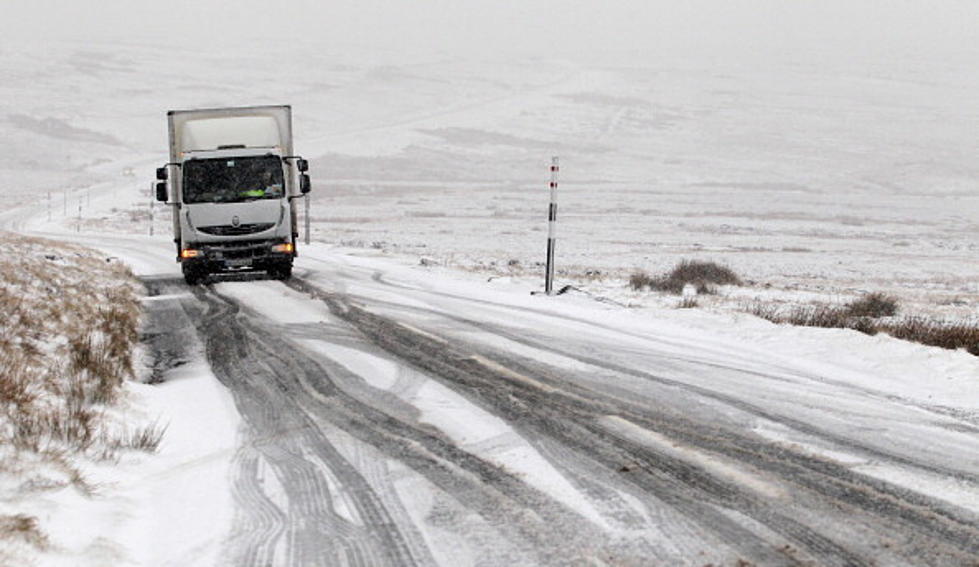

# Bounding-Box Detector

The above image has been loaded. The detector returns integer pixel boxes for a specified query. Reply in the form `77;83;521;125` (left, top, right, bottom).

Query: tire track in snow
354;265;979;430
142;279;423;567
164;279;637;565
207;289;623;566
225;448;287;567
428;313;979;564
289;280;852;566
341;288;979;484
289;277;979;566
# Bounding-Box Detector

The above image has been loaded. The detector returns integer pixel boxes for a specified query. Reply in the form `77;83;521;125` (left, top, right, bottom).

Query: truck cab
155;106;310;284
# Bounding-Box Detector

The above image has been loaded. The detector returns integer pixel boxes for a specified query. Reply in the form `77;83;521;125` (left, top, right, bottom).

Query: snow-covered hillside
3;39;977;316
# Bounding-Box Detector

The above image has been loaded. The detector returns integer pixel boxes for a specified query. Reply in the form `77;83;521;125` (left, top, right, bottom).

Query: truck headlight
271;242;294;254
180;248;201;259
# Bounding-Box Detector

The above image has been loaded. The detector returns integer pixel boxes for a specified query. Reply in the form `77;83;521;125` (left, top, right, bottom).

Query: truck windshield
183;155;285;204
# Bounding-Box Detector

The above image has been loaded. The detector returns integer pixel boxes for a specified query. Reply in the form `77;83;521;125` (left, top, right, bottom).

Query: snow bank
0;233;240;567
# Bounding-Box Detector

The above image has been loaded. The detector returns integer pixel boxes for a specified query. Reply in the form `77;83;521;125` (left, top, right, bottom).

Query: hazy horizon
3;0;977;68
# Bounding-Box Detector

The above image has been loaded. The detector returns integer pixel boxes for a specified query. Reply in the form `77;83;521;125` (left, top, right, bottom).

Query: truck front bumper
180;239;294;272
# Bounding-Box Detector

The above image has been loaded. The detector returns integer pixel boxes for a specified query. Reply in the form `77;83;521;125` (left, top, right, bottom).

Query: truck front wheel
268;262;293;281
182;264;207;285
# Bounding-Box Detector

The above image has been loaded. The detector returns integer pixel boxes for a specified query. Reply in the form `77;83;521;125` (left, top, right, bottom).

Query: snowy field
2;38;977;319
2;23;978;567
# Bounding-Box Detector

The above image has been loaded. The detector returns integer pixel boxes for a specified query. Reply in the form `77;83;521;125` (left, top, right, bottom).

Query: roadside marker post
545;156;559;295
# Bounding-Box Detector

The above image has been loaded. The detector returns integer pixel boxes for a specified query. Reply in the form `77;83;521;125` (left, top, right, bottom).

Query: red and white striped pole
545;156;559;295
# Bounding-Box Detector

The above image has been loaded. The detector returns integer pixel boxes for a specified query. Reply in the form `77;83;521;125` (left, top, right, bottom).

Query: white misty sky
2;0;977;64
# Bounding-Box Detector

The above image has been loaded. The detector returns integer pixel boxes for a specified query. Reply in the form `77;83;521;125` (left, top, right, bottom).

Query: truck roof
167;105;293;162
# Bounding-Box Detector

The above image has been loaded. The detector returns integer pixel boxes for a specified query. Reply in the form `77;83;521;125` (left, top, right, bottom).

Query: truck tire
269;262;293;281
182;264;206;285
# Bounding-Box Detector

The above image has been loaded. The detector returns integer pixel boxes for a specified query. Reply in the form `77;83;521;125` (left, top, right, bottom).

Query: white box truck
155;105;310;284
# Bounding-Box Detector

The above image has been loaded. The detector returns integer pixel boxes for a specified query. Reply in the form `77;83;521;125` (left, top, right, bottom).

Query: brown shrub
744;302;779;322
783;305;852;329
629;270;656;291
631;260;741;295
745;302;978;356
881;317;979;356
667;260;741;286
845;293;899;318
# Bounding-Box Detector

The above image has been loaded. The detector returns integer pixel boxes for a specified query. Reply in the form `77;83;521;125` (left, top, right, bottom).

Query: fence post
545;156;559;295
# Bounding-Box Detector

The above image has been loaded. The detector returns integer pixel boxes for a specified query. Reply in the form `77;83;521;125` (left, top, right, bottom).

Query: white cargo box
167;105;294;162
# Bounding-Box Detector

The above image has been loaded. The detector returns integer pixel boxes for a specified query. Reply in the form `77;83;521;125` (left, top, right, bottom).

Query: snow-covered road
63;225;974;566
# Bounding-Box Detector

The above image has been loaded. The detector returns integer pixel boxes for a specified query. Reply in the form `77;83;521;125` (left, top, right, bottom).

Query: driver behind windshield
183;156;284;203
243;169;283;198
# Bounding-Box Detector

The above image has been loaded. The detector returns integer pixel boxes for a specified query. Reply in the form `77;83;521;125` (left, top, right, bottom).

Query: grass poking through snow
844;292;899;318
678;297;699;309
0;514;48;549
745;293;978;356
0;231;161;553
631;260;741;295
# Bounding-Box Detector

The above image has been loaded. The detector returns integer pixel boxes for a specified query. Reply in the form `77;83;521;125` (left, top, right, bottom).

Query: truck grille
203;239;274;260
198;223;274;236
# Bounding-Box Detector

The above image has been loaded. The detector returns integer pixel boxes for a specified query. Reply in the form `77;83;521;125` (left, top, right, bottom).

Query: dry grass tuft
678;297;699;309
99;422;167;455
0;514;48;549
845;292;899;318
629;271;656;291
631;260;741;295
880;317;979;356
0;231;148;456
745;296;978;356
0;231;162;562
0;356;36;407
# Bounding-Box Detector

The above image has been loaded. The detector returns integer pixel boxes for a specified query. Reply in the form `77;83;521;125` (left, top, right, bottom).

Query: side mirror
297;159;309;173
299;174;311;194
156;182;168;202
156;166;168;181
